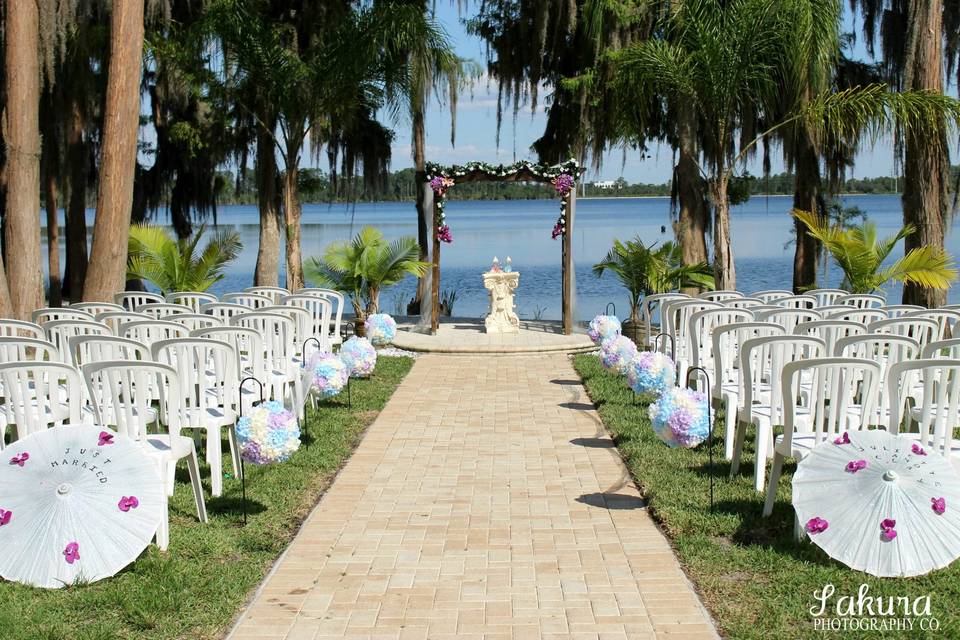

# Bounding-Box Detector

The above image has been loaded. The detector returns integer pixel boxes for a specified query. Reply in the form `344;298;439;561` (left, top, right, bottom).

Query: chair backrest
867;316;940;347
836;333;921;425
245;286;290;304
280;295;333;349
70;302;124;316
826;308;886;325
881;304;924;319
0;362;83;435
166;291;218;312
905;309;960;341
754;308;822;333
167;313;224;332
687;308;754;370
31;307;94;325
667;299;722;361
263;304;313;349
642;293;690;343
836;293;885;309
807;288;847;306
200;302;249;322
0;337;60;363
44;320;112;365
137;302;192;319
886;359;960;457
749;290;793;303
794;320;867;355
922;337;960;359
69;335;151;368
95;311;151;333
292;289;344;339
698;290;742;302
774;294;817;310
0;319;45;340
82;360;182;439
152;338;239;416
192;327;265;380
710;321;786;391
739;335;826;425
779;357;882;449
114;291;165;310
230;312;296;373
119;320;190;347
221;292;272;309
721;296;765;310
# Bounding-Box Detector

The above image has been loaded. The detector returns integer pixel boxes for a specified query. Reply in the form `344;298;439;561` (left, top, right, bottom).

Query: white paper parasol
0;425;164;588
793;429;960;577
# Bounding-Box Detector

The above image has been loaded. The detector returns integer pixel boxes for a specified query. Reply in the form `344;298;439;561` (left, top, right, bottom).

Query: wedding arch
420;159;584;335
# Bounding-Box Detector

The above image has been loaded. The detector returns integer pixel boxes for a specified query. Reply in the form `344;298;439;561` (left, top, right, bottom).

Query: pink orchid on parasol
0;425;164;588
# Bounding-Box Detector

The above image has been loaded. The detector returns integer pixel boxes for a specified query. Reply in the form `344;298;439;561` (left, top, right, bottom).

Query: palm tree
592;237;714;327
126;224;242;295
793;209;957;294
306;227;429;331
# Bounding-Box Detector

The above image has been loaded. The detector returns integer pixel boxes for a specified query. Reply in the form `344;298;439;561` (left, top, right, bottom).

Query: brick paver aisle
230;354;717;640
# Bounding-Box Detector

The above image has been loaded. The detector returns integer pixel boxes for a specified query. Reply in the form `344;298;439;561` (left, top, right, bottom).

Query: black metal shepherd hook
605;302;616;317
685;366;715;512
654;333;675;360
237;376;265;525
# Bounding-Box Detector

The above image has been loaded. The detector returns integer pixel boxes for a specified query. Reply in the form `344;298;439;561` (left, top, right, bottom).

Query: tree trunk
3;0;43;318
64;97;89;302
792;135;822;293
901;0;948;308
711;176;736;291
254;119;281;287
283;157;304;291
83;0;145;302
674;105;709;276
43;150;62;307
412;107;428;313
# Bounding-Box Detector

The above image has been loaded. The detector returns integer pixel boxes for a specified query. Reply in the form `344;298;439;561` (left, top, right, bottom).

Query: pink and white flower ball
236;401;300;464
304;350;349;399
340;336;377;378
626;351;676;396
588;314;621;345
600;335;638;375
364;313;397;346
648;387;711;448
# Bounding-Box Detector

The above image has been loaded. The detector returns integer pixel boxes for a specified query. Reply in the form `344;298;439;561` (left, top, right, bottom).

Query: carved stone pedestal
483;271;520;333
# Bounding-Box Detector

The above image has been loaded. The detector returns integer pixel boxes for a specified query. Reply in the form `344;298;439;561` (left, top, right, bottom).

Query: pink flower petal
0;509;10;526
845;459;867;473
63;542;79;564
805;517;829;534
834;432;850;445
912;443;927;456
98;431;114;446
932;497;946;515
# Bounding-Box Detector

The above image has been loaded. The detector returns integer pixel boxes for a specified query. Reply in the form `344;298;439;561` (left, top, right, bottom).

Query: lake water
50;194;960;321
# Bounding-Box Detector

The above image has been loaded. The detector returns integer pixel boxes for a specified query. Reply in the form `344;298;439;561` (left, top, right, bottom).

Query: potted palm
126;223;242;294
306;227;429;336
592;237;714;343
794;210;957;294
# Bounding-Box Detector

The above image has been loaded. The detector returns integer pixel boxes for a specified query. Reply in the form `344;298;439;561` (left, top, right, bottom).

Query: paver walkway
229;354;717;640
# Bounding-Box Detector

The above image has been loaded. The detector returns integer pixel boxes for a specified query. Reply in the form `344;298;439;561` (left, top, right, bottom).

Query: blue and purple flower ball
237;400;300;464
305;350;349;399
600;335;638;374
340;336;377;378
365;313;397;346
648;387;711;448
626;351;676;396
588;314;622;345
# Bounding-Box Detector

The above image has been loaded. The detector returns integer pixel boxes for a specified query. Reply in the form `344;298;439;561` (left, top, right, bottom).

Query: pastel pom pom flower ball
340;336;377;378
600;335;637;375
365;313;397;346
648;387;711;448
305;351;348;399
626;351;675;396
236;400;300;465
588;315;621;345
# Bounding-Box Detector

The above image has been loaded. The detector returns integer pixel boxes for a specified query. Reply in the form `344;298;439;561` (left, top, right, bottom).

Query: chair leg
209;430;223;498
186;445;208;523
166;462;176;496
723;398;736;460
793;512;805;541
754;426;770;493
730;418;747;477
155;460;170;550
227;425;240;475
762;452;785;516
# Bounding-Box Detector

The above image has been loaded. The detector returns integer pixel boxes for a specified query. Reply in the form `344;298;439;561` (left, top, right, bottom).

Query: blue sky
384;2;910;183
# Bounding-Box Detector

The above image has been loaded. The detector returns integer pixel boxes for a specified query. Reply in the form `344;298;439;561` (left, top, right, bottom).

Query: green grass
0;356;413;640
573;355;960;640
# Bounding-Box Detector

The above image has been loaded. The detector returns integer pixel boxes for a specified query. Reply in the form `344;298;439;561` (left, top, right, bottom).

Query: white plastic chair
641;293;689;348
293;289;344;347
867;316;939;347
230;312;300;410
762;357;882;520
32;307;94;325
114;291;165;310
905;309;960;341
887;359;960;472
698;290;743;302
881;304;924;319
44;320;112;365
82;360;208;549
137;302;192;319
711;321;786;460
192;327;266;412
0;362;83;444
0;319;45;340
836;333;920;428
120;320;190;348
280;295;333;351
152;338;241;497
69;335;151;367
836;293;885;308
922;337;960;359
750;290;793;303
687;307;754;380
667;299;722;368
221;293;272;309
826;308;886;325
263;304;313;354
813;304;850;317
722;297;765;310
774;295;817;310
95;311;151;333
730;335;826;491
0;337;60;364
168;313;224;332
70;302;124;316
245;286;290;304
807;288;846;306
793;319;866;355
166;292;218;312
754;308;822;333
200;302;249;323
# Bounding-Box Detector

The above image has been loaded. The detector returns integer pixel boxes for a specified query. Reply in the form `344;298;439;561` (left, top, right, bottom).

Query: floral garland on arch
425;159;585;243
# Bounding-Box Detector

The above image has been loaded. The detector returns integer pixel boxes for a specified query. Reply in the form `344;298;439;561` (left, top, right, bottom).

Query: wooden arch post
431;198;441;334
561;189;575;335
